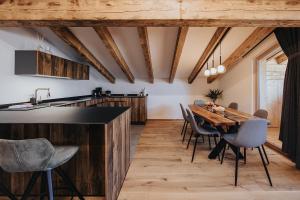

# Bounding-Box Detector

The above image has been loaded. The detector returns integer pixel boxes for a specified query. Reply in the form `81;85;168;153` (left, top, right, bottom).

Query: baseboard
265;141;289;159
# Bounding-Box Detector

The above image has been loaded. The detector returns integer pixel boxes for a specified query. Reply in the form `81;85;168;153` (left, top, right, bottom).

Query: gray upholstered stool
0;138;84;200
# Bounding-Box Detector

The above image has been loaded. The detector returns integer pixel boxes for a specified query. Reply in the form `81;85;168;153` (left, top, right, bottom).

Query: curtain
274;28;300;168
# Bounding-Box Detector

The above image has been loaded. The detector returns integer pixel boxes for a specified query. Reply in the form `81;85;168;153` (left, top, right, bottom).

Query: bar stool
0;138;84;200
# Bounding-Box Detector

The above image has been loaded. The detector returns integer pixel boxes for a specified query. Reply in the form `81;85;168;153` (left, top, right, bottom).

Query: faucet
32;88;51;104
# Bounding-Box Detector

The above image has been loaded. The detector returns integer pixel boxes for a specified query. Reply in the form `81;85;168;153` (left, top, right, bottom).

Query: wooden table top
188;104;254;127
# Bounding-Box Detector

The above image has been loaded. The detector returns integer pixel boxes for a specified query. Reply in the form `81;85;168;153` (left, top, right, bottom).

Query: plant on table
205;89;223;103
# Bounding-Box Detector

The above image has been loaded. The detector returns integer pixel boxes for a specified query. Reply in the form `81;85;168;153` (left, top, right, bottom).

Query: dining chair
0;138;84;200
194;99;205;106
186;109;220;162
228;102;238;110
180;103;190;143
253;109;270;164
221;119;272;186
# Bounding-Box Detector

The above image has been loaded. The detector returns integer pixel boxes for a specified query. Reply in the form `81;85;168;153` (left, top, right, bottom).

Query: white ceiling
37;27;260;82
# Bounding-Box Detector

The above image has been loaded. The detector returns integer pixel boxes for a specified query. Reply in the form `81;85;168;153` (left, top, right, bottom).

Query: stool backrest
180;103;188;121
234;119;268;148
254;109;268;119
228;102;238;110
0;138;55;172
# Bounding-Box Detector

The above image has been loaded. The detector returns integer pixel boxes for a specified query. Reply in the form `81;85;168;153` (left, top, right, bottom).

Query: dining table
188;104;255;159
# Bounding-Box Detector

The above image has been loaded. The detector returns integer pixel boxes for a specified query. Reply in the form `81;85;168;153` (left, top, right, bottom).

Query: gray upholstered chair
186;109;220;162
0;138;84;200
253;109;270;164
228;102;238;110
221;119;272;186
194;99;205;106
180;103;190;143
254;109;268;119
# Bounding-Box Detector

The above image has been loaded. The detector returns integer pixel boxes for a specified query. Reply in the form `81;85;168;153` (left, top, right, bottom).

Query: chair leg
235;147;240;186
55;168;85;200
180;121;186;135
40;172;47;200
208;136;212;150
258;146;273;186
186;130;193;149
182;122;188;143
0;182;17;200
21;172;41;200
213;135;220;161
262;145;270;165
191;136;199;163
221;144;227;164
202;135;205;143
46;170;54;200
244;148;247;164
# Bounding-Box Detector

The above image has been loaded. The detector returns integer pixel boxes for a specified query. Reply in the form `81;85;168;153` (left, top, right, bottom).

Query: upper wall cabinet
15;50;89;80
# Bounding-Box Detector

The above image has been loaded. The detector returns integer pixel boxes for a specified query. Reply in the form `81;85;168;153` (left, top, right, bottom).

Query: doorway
258;51;287;149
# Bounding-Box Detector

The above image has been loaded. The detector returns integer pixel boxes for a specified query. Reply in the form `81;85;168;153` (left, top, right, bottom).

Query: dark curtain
274;28;300;168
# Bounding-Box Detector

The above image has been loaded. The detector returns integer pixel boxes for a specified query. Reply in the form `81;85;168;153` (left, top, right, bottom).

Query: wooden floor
118;120;300;200
267;127;282;149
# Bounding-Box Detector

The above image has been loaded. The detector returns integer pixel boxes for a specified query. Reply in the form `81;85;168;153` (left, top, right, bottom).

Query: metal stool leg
46;170;54;200
55;168;84;200
40;172;47;200
21;172;41;200
0;182;17;200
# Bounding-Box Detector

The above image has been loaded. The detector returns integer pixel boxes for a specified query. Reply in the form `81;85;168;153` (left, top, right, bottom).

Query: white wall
0;28;104;104
219;34;279;114
94;78;219;119
0;27;219;120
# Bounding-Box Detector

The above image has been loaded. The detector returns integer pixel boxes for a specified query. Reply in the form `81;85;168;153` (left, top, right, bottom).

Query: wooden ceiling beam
94;27;135;83
137;27;154;83
169;27;189;83
188;27;230;83
0;0;300;27
207;27;275;83
50;27;115;83
275;53;288;64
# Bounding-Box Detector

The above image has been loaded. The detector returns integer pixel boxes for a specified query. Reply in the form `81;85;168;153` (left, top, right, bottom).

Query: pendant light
210;52;217;76
217;41;226;74
204;62;210;77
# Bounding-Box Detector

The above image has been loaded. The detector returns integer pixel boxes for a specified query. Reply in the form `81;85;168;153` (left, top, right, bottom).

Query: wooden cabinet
15;50;89;80
0;109;131;200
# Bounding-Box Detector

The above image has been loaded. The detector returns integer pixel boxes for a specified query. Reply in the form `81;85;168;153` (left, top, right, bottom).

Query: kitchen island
0;107;131;200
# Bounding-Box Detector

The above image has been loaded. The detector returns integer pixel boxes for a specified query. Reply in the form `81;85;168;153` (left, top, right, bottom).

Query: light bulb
204;69;211;77
210;67;217;75
217;65;226;74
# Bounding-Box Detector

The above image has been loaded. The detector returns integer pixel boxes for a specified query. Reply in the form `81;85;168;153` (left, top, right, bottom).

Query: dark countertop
0;94;147;109
0;107;130;124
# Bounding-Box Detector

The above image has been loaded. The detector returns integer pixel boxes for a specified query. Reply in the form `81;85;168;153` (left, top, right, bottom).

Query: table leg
208;125;243;159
